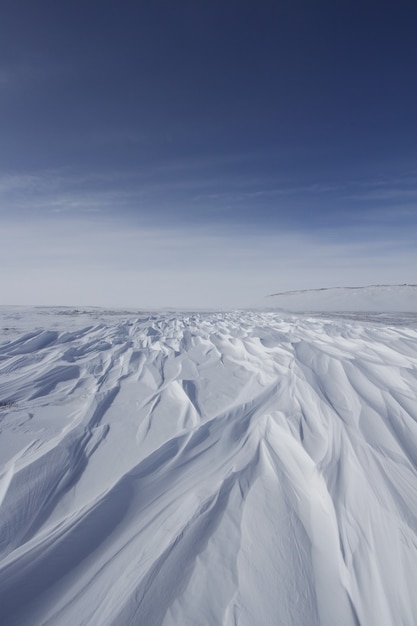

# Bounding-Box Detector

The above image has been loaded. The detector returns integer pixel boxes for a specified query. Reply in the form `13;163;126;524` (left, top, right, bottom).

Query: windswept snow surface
1;306;417;626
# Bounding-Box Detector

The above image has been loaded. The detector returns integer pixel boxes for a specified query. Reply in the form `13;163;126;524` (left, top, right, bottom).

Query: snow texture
0;302;417;625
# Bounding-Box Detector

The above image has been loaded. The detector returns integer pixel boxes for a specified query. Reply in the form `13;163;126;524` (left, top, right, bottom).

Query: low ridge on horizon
268;283;417;297
264;283;417;313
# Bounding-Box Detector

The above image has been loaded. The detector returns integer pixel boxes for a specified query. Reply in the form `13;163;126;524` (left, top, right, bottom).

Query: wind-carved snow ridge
0;308;417;625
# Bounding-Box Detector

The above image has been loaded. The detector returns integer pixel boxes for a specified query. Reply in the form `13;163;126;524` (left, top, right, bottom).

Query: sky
1;0;416;308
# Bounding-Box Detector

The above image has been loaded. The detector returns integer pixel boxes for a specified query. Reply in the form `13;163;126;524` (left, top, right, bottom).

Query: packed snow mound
265;284;417;312
0;307;417;625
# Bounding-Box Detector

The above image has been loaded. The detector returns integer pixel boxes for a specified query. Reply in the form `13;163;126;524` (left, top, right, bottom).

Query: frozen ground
0;304;417;625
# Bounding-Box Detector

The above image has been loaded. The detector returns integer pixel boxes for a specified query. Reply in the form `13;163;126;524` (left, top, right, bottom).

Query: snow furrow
0;308;416;625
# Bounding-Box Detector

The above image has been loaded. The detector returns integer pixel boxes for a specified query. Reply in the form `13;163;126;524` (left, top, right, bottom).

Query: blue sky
1;0;416;307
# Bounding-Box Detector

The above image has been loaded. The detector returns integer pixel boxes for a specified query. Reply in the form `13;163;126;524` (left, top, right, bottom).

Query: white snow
0;303;417;625
264;284;417;312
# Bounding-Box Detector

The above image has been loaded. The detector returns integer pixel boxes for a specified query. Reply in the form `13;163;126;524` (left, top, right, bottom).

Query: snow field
0;308;416;625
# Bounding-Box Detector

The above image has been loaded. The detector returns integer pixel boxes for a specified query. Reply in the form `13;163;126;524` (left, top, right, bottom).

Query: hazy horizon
1;2;416;308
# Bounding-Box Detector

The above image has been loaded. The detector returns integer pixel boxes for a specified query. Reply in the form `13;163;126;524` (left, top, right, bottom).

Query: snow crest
265;284;417;312
0;309;417;625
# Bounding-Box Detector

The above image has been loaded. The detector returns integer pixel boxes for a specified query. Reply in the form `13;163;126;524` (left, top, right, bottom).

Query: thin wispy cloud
0;2;416;307
1;209;415;308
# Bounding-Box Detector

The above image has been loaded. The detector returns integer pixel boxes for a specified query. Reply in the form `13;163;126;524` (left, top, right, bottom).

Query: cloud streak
1;212;415;309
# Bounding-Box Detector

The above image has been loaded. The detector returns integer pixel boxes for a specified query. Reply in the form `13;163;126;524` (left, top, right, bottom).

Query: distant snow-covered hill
264;284;417;312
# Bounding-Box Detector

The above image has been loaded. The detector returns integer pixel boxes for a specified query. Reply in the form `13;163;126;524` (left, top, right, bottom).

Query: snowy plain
0;288;417;626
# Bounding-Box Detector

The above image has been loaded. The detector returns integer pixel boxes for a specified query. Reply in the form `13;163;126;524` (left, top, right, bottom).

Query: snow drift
265;284;417;312
0;306;417;625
